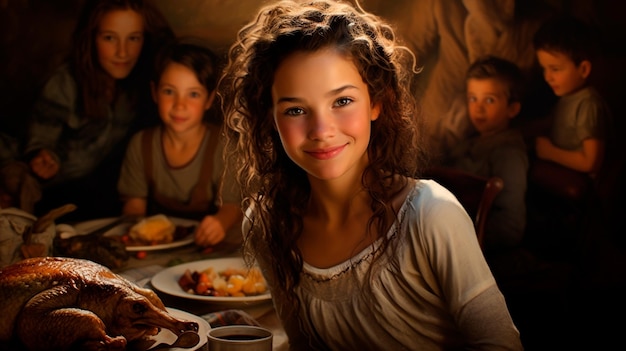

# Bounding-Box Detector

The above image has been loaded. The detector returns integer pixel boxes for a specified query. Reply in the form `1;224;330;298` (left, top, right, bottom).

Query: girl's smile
96;9;144;80
271;49;380;182
305;144;347;160
152;62;213;134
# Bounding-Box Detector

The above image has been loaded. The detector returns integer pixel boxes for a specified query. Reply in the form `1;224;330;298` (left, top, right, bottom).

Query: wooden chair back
421;166;504;250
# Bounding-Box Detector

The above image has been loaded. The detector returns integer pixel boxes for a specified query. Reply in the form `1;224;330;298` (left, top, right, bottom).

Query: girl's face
271;49;380;182
536;49;590;97
152;62;214;133
96;9;144;79
466;78;519;136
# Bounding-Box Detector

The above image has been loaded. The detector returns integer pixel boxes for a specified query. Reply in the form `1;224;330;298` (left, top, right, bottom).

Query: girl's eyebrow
98;30;144;35
327;84;358;97
276;84;358;104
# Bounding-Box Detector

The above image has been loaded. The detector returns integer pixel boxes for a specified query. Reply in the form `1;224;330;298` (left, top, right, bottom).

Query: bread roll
129;214;175;244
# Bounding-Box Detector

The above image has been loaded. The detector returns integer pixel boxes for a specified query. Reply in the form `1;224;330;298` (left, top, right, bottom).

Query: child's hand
195;215;227;247
29;149;59;180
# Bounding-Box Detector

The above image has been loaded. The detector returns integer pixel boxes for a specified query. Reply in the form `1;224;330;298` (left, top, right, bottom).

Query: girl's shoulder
401;179;474;238
406;179;461;211
397;180;481;263
127;125;163;150
44;64;75;85
39;64;78;100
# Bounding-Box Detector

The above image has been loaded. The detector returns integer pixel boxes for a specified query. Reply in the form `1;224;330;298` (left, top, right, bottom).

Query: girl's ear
150;81;158;103
579;60;592;79
204;89;216;110
371;102;381;121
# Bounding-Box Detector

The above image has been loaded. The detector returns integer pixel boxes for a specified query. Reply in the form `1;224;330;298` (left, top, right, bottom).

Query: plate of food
151;257;271;306
139;307;210;351
64;214;197;252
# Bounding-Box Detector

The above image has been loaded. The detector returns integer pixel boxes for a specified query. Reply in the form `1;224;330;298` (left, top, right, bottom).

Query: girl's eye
161;88;174;95
101;34;115;42
334;97;353;107
467;96;477;103
485;97;495;104
190;91;203;98
129;34;144;42
285;107;305;116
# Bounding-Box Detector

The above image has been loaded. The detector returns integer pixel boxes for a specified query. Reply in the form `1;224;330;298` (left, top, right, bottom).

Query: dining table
108;234;289;351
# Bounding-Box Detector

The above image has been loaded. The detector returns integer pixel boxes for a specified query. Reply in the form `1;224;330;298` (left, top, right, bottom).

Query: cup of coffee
207;325;273;351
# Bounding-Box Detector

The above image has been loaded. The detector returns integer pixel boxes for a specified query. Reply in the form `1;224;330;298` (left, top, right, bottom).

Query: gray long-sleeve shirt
24;64;137;186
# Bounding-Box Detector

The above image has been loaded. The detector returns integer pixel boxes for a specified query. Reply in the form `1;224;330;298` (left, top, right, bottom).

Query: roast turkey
0;257;198;351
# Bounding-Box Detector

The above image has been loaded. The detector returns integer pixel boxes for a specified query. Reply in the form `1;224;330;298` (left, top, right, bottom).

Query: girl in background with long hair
24;0;174;220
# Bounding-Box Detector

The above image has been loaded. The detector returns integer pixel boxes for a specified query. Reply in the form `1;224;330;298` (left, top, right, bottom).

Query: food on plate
0;257;199;351
121;223;196;248
54;231;130;269
178;266;267;297
129;214;176;245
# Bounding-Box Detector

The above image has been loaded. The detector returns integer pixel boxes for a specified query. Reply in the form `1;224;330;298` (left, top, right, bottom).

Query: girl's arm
457;285;524;350
24;66;76;171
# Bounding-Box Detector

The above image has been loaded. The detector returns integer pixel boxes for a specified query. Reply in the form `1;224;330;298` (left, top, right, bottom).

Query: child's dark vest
141;125;219;221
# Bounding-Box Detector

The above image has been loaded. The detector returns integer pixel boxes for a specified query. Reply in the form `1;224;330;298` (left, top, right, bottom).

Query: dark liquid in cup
220;334;263;341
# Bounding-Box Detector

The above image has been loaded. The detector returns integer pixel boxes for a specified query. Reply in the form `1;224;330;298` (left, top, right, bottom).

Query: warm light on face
466;78;519;136
152;62;213;133
271;49;380;183
536;49;589;97
96;9;145;80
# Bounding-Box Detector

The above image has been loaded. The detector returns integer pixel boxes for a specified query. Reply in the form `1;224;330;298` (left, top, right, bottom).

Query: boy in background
526;16;612;257
533;16;611;177
445;55;528;258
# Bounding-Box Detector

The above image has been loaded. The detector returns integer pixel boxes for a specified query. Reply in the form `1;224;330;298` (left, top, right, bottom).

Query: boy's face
466;78;520;137
536;49;590;96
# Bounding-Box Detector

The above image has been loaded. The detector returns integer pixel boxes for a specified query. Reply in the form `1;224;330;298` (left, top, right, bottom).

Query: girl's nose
307;111;335;140
117;40;129;59
174;96;185;109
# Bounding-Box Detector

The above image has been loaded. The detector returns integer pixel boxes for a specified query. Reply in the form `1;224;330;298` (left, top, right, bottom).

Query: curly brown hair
219;0;426;315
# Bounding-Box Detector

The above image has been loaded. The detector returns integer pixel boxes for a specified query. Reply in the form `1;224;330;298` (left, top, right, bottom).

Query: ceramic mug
207;325;272;351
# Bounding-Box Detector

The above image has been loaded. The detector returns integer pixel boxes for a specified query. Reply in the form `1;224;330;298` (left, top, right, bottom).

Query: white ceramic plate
69;217;197;252
151;257;271;306
142;308;209;351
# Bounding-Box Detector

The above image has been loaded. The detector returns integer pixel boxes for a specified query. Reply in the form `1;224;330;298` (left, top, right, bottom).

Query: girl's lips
306;144;346;160
169;116;187;123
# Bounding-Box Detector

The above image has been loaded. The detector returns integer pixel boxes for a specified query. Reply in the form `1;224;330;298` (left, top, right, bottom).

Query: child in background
533;16;611;176
445;55;528;255
23;0;174;221
219;1;523;349
118;40;242;248
526;15;612;258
